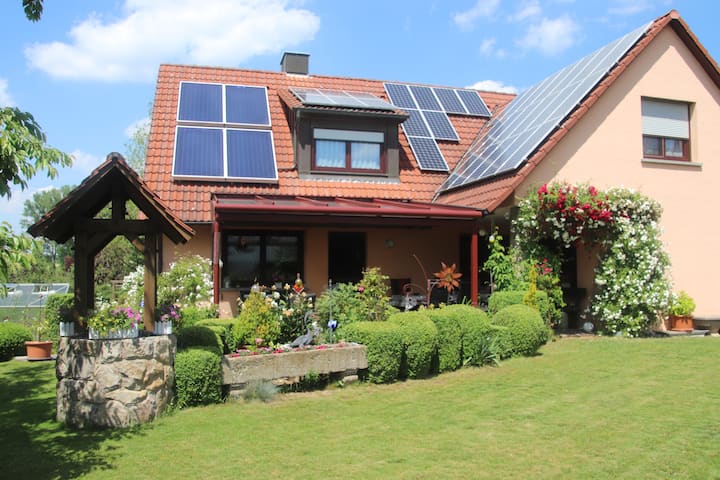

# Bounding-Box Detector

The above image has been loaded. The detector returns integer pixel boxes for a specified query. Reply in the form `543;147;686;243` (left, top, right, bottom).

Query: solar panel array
384;83;492;172
440;22;650;192
291;87;397;111
174;82;277;182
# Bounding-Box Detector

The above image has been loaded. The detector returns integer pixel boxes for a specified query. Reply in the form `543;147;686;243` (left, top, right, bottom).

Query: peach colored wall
518;28;720;318
163;224;468;318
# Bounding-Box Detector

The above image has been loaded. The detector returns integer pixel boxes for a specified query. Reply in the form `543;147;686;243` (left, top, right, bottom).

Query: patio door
328;232;366;284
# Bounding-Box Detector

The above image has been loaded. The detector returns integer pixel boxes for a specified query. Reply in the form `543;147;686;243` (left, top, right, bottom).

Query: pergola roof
28;152;194;244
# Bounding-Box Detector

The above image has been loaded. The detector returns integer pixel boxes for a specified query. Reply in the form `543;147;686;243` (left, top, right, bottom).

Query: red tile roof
145;65;513;223
436;9;720;211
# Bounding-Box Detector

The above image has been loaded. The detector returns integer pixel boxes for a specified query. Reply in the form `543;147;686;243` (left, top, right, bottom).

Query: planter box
88;324;139;340
222;344;367;387
154;320;173;335
59;322;75;337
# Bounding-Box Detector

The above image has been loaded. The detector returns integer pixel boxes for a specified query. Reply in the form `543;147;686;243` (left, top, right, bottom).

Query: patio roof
213;195;486;227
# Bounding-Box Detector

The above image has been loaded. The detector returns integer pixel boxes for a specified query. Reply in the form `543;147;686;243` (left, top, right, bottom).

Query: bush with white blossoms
514;183;672;336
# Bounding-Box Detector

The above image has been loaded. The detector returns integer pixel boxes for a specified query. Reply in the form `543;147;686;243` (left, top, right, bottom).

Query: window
313;128;384;172
222;232;303;289
641;98;690;161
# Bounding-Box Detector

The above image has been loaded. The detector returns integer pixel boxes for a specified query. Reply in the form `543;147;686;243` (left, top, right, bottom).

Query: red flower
538;184;548;195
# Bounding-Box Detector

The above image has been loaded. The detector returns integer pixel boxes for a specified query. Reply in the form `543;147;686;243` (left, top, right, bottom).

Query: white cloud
478;37;506;58
124;117;150;138
68;150;103;176
0;78;14;107
453;0;500;30
467;80;518;94
24;0;320;83
608;0;654;16
509;0;541;22
517;15;580;55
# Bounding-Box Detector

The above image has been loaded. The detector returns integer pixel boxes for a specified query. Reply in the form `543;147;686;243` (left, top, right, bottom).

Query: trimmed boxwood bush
196;318;236;353
491;304;549;357
174;347;223;408
342;321;403;383
423;308;463;373
175;325;223;356
439;304;495;366
488;290;550;321
0;322;32;361
388;311;438;379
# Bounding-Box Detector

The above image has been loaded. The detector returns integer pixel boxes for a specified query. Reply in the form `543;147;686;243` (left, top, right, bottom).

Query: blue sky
1;0;717;233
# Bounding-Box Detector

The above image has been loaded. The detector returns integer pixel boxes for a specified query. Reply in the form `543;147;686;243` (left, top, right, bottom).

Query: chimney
281;52;309;75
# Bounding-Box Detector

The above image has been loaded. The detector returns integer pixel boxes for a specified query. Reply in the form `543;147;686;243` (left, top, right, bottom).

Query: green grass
2;337;719;479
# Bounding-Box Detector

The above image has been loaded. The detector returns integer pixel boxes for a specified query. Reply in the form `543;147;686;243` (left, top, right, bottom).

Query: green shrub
230;317;255;351
423;308;463;373
488;290;550;323
491;304;549;357
175;325;223;356
43;293;74;343
439;304;494;366
342;321;403;384
196;318;236;353
180;304;219;328
237;291;281;346
174;347;223;408
315;282;365;330
388;311;438;379
0;322;33;361
242;380;278;402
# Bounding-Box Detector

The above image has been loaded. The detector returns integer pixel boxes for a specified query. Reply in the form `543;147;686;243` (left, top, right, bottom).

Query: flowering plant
156;303;181;323
87;303;141;334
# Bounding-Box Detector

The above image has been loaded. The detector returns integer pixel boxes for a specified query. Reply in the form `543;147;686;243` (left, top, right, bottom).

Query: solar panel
178;82;223;122
173;127;224;177
402;109;431;137
290;87;396;111
407;136;449;171
440;21;650;191
384;83;416;109
422;110;459;141
435;88;467;115
226;129;278;180
409;85;442;111
456;90;491;117
226;85;271;126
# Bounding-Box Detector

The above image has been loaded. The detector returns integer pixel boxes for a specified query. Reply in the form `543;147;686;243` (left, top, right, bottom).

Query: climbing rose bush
514;183;672;336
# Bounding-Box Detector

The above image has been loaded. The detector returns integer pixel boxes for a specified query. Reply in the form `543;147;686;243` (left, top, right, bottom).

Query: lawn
2;336;718;479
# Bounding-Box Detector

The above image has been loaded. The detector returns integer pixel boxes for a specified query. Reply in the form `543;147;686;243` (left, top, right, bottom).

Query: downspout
212;204;221;305
471;230;478;306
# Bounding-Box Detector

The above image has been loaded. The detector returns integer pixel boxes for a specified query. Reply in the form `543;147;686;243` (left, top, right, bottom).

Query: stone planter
59;322;75;337
222;344;367;388
154;320;173;335
88;324;139;340
25;340;53;361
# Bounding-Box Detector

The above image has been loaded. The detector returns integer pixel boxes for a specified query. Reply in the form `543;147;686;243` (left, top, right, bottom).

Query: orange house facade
145;10;720;323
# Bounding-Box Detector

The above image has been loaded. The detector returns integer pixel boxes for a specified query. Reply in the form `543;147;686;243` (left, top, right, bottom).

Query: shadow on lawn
0;360;148;479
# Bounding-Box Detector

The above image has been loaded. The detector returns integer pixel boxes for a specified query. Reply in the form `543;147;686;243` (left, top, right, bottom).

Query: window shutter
641;99;689;139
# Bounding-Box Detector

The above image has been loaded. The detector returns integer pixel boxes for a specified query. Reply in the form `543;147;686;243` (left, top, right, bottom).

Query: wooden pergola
28;152;194;331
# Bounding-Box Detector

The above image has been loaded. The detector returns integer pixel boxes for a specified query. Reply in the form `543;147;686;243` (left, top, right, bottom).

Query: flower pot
59;322;75;337
670;314;694;332
154;320;173;335
88;324;139;340
25;341;53;361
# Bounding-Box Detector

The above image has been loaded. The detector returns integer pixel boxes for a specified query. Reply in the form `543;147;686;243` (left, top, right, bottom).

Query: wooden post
143;233;158;332
73;231;89;320
212;217;221;304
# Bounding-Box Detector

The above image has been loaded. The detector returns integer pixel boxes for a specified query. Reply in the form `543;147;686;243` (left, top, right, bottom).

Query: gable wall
517;27;720;318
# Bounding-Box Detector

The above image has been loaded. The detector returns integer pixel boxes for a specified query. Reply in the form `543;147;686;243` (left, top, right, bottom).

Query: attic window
641;98;691;162
313;128;385;172
173;81;278;182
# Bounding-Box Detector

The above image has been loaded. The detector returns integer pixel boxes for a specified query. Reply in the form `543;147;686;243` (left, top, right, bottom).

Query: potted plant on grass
668;290;696;332
25;322;53;361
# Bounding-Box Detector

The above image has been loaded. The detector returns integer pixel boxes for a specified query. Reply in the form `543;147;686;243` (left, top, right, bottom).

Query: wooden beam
75;218;158;234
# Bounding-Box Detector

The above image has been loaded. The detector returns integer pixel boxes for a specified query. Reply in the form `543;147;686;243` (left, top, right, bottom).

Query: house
145;9;720;324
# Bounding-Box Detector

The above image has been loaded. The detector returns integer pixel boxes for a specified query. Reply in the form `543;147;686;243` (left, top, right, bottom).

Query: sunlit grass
2;336;719;479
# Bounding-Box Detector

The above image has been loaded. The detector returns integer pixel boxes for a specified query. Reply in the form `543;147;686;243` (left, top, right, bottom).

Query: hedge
423;308;463;372
491;304;549;357
488;290;550;323
342;321;403;383
196;318;236;353
0;322;32;361
44;293;74;343
174;347;223;408
175;325;223;356
388;311;438;379
438;304;496;365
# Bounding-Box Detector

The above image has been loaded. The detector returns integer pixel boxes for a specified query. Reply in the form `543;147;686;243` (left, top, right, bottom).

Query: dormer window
313;129;384;172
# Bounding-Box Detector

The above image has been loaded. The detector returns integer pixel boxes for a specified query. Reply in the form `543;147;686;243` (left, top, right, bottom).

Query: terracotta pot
670;315;694;332
25;341;53;361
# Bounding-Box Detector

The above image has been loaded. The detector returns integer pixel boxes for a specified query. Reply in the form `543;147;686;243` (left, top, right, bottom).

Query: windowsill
299;172;400;183
641;158;702;168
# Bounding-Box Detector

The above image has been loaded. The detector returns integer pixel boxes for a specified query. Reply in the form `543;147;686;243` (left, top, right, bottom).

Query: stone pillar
56;335;176;428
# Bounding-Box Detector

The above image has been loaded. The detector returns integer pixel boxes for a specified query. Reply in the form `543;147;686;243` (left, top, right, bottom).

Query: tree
22;0;44;21
20;185;75;271
124;109;151;176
